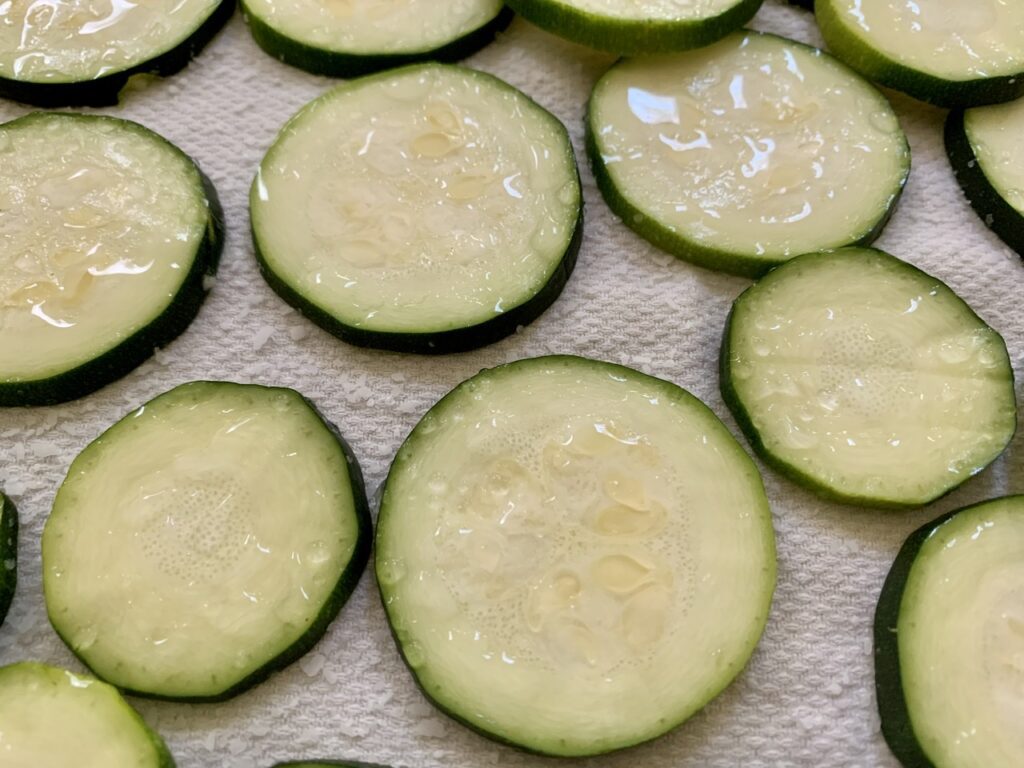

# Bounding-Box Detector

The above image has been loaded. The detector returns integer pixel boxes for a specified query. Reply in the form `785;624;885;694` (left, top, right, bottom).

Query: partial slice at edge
252;63;582;354
0;113;224;407
946;102;1024;258
875;496;1024;768
721;247;1016;507
505;0;763;54
378;355;776;755
816;0;1024;107
43;381;371;701
0;491;17;627
587;31;909;277
0;661;174;766
0;1;235;107
241;0;513;78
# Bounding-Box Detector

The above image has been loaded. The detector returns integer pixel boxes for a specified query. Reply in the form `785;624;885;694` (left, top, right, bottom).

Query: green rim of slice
721;247;1016;508
505;0;763;54
43;381;371;702
0;661;175;766
817;0;1024;107
0;112;223;408
587;30;909;277
946;104;1024;258
875;496;1024;767
0;491;17;627
377;355;776;756
251;63;582;354
241;0;513;78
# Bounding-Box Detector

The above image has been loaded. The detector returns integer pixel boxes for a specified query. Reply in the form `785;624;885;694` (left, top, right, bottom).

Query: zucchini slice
504;0;762;54
42;381;371;702
241;0;513;78
946;101;1024;258
377;356;776;756
251;63;582;354
721;247;1016;508
0;492;17;627
0;661;174;766
0;113;223;408
875;496;1024;768
587;31;909;277
817;0;1024;107
0;1;234;107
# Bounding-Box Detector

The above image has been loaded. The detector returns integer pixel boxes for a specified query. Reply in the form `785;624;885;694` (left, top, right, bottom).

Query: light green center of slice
965;98;1024;214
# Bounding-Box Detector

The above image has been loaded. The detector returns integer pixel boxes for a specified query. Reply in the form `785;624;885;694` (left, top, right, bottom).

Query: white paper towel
1;3;1021;767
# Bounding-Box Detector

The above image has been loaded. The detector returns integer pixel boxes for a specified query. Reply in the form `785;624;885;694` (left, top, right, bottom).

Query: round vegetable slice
587;31;909;277
817;0;1024;107
721;247;1016;508
0;113;223;408
946;100;1024;258
875;496;1024;768
377;355;776;756
504;0;762;54
241;0;513;78
0;661;174;766
0;491;17;627
42;381;371;702
0;0;234;107
251;63;582;354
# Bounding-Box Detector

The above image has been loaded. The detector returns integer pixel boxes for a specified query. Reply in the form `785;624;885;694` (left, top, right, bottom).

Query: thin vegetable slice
817;0;1024;107
252;63;581;354
0;1;234;107
43;381;371;701
504;0;762;54
946;99;1024;258
587;31;908;277
0;661;175;766
722;247;1016;507
0;113;223;407
242;0;513;77
0;491;16;627
377;355;776;756
875;496;1024;768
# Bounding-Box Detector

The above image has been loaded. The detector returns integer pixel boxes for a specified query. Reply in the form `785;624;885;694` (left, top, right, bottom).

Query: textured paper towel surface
1;3;1021;767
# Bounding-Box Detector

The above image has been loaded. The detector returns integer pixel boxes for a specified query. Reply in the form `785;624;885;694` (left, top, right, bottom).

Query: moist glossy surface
964;99;1024;213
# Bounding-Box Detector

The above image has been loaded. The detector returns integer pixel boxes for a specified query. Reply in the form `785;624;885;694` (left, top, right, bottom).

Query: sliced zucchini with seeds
241;0;513;77
252;63;582;354
0;491;17;627
0;113;223;407
0;661;174;766
721;247;1016;508
43;381;371;701
505;0;762;54
587;31;909;277
875;496;1024;768
0;1;234;107
377;355;776;756
817;0;1024;107
946;100;1024;257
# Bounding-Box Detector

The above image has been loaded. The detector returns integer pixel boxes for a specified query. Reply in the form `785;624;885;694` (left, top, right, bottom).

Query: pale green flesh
0;0;220;83
823;0;1024;81
252;64;579;335
590;32;907;263
900;498;1024;767
965;99;1024;214
543;0;741;20
43;383;360;698
0;114;208;383
0;662;165;766
244;0;504;54
728;249;1015;504
379;357;775;754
